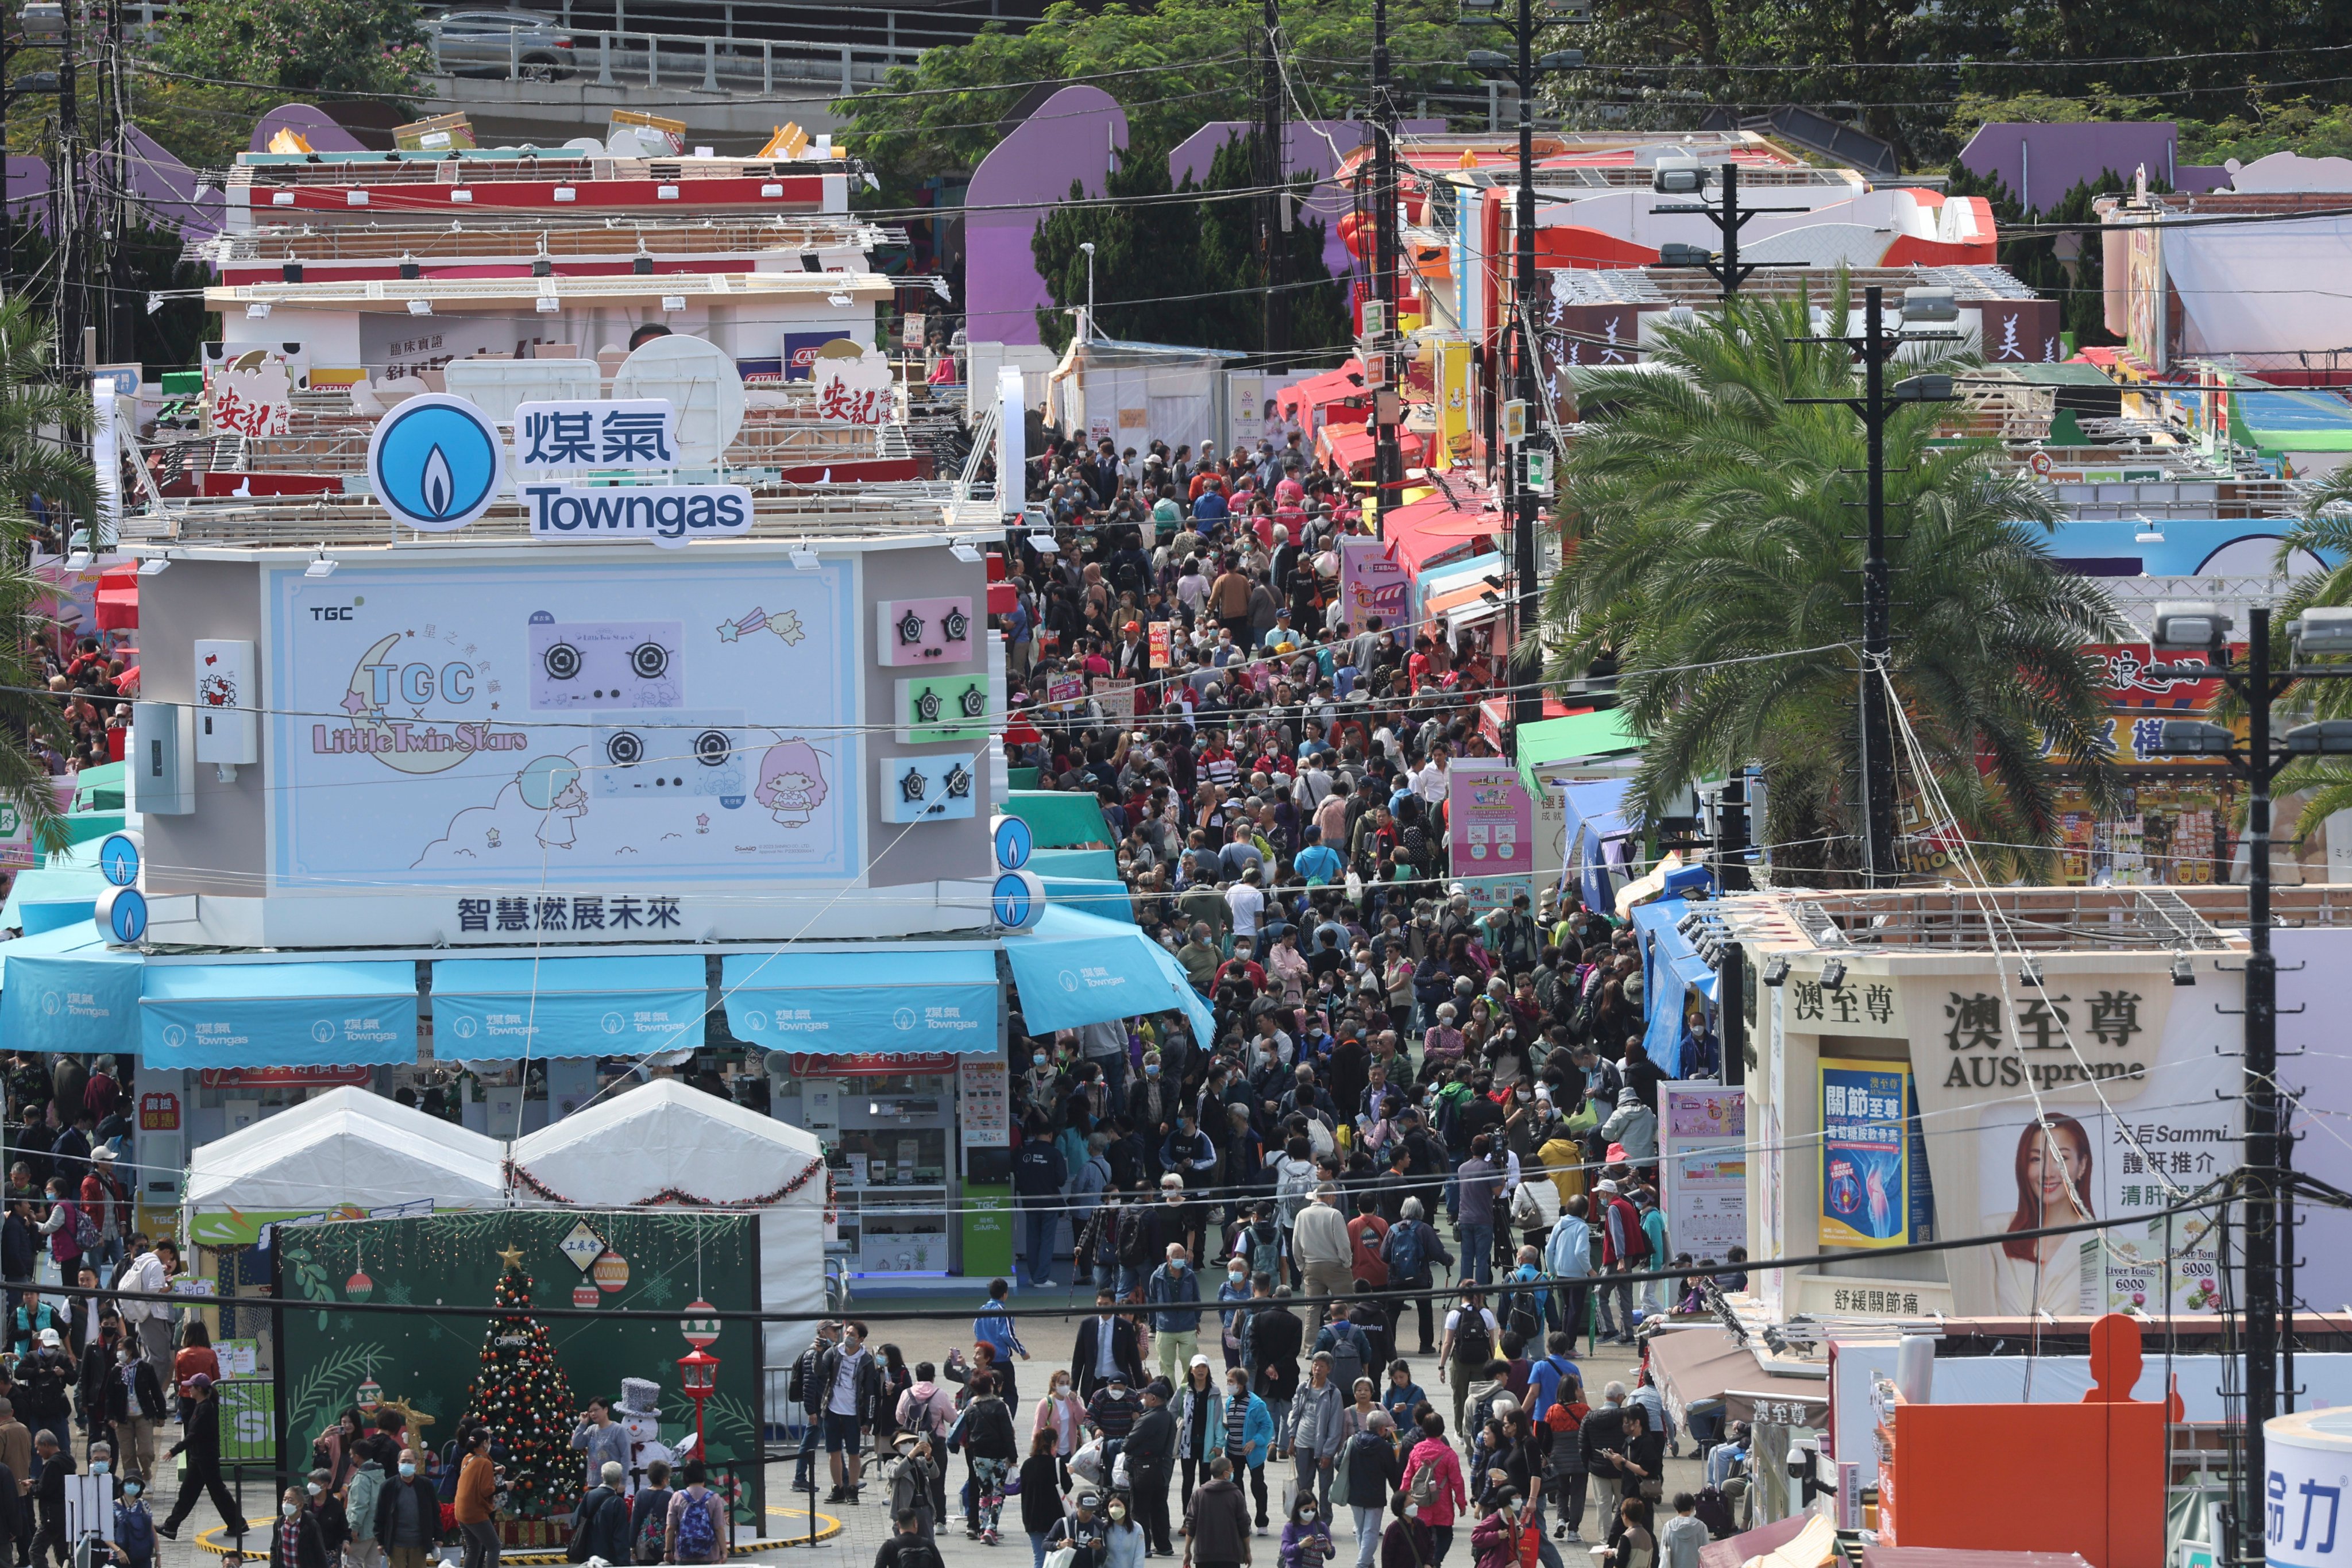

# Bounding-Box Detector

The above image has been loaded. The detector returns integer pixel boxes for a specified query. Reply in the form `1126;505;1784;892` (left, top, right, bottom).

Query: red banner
786;1052;959;1078
137;1091;180;1131
2085;642;2243;711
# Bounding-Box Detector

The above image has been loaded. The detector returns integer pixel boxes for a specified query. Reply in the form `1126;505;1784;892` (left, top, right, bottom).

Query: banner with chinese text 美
1148;623;1173;669
1820;1060;1913;1249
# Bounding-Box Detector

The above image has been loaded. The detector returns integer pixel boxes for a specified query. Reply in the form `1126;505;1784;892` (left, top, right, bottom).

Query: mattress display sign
265;560;860;897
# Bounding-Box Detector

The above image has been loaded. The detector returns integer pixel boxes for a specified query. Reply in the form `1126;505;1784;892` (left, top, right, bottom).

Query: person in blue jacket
1219;1364;1277;1533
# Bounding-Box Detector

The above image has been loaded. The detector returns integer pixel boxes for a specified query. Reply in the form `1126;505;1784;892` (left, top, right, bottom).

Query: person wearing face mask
1015;1113;1073;1290
304;1466;350;1565
1217;1368;1275;1534
345;1437;388;1568
1146;1245;1205;1388
1034;1371;1084;1486
1101;1489;1148;1568
271;1485;330;1568
103;1333;163;1487
108;1463;154;1568
1279;1352;1345;1520
1279;1495;1335;1568
1217;1258;1256;1371
160;1375;246;1547
376;1450;442;1568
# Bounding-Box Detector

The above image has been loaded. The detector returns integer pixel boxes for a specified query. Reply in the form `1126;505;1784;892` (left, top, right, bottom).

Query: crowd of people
845;425;1764;1568
28;635;133;778
789;1287;1755;1568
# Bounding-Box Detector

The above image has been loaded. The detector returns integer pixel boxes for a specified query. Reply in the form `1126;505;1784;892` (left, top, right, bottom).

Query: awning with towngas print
720;947;999;1060
1001;905;1215;1045
427;955;706;1061
141;960;420;1069
0;923;142;1057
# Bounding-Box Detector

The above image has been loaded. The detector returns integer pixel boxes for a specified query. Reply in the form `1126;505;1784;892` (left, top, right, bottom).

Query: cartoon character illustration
753;740;828;829
517;755;588;849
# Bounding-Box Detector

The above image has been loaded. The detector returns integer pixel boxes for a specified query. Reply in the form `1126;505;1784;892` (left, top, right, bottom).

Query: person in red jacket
1398;1411;1466;1565
1593;1183;1646;1346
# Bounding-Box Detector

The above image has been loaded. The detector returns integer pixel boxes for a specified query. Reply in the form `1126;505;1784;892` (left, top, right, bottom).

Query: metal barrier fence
427;27;926;92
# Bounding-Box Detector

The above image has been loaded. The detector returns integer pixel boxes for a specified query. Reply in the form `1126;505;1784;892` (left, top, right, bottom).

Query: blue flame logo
367;395;503;532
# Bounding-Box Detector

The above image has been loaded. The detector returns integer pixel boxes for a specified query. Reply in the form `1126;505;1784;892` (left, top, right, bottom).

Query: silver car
423;9;578;79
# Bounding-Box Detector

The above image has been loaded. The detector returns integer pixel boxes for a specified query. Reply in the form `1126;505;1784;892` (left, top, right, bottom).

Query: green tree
460;1257;579;1516
1541;281;2123;880
836;0;1468;201
1941;162;2135;348
1032;129;1349;356
0;296;92;857
155;0;430;102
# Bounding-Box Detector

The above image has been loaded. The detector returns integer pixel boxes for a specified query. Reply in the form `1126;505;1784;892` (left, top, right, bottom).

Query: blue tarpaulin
1558;779;1635;914
1631;898;1721;1077
1003;906;1215;1045
429;956;705;1060
141;961;419;1069
0;924;141;1057
1040;878;1137;923
721;948;999;1058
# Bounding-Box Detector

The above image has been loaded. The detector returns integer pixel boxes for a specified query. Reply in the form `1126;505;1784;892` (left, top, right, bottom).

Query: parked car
422;9;577;79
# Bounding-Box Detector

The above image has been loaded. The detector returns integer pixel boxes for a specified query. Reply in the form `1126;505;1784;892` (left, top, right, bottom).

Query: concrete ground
143;1300;1706;1568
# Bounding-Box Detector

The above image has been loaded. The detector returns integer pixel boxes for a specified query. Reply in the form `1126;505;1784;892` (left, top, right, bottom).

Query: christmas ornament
346;1268;374;1303
356;1376;383;1412
459;1260;577;1520
571;1284;598;1309
592;1252;629;1293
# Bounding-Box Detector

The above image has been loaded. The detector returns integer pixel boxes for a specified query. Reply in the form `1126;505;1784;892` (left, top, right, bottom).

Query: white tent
505;1078;828;1416
182;1086;509;1240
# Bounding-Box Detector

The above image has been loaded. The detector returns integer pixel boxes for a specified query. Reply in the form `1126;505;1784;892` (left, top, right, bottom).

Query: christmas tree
461;1247;580;1517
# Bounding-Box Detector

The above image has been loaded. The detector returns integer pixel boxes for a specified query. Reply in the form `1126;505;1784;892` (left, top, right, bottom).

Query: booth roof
181;1084;508;1218
507;1075;824;1208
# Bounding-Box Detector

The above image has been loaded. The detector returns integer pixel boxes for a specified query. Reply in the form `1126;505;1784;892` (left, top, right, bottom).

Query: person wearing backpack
876;1507;944;1568
1523;1335;1582;1433
627;1459;675;1566
1397;1411;1465;1566
665;1461;727;1564
1436;1289;1500;1442
1592;1184;1646;1346
569;1462;631;1565
1379;1199;1451;1358
1312;1307;1367;1403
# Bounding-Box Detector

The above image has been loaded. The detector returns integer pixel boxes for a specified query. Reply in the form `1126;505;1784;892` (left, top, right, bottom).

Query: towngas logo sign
366;395;504;532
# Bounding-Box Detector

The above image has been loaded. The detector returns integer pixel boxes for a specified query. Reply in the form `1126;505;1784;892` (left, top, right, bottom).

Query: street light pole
1369;0;1401;539
1650;159;1809;299
1079;241;1095;342
1508;0;1539;758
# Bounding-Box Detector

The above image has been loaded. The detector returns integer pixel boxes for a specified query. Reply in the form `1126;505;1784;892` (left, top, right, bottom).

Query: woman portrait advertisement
1986;1112;2095;1315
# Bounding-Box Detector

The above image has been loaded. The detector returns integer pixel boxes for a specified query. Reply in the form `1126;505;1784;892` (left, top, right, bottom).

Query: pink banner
1337;536;1408;633
1447;760;1534;890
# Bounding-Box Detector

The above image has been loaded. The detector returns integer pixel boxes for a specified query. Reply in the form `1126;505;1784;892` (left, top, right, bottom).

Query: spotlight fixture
1761;956;1790;987
1819;959;1848;991
949;541;984;564
2171;953;2196;987
789;546;820;571
2018;956;2044;987
305;553;339;579
137;556;170;576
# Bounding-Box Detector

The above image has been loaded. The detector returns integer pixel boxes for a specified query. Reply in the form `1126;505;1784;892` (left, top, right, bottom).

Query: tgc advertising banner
264;560;860;890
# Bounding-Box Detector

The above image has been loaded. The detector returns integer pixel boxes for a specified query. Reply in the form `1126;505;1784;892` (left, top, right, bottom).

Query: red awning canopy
1279;359;1370;418
1384;491;1500;574
1319;424;1426;478
94;569;138;631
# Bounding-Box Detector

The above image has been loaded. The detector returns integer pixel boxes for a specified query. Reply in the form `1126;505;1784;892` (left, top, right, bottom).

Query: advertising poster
1867;963;2241;1317
265;560;860;891
1148;622;1173;669
1662;1082;1746;1264
1435;341;1473;462
1821;1059;1911;1249
1448;760;1534;880
960;1057;1010;1148
1337;537;1408;631
1097;678;1137;724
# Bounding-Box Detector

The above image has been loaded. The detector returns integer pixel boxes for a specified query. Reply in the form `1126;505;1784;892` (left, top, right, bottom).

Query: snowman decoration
616;1379;679;1493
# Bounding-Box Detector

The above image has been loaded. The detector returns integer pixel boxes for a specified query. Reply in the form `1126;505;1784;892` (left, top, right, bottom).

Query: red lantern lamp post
678;1300;721;1455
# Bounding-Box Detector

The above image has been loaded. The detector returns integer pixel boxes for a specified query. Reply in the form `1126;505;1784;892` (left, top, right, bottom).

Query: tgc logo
308;605;358;621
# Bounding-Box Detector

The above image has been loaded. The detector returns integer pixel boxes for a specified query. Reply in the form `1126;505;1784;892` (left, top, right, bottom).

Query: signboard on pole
1337;537;1408;632
1660;1082;1746;1265
1447;760;1533;912
1821;1059;1913;1248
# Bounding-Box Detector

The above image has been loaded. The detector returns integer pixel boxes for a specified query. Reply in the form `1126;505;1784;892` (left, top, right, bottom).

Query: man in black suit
1071;1289;1146;1400
1125;1379;1179;1558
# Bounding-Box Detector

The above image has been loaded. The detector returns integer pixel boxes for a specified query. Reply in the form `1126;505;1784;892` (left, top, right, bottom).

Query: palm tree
0;296;98;858
2244;471;2352;841
1540;277;2123;881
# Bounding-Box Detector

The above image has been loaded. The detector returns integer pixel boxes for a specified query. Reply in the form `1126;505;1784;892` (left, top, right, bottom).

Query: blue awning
430;956;704;1060
0;925;142;1057
1026;847;1121;881
1002;906;1215;1045
2;860;106;934
142;961;419;1069
1040;878;1137;924
721;948;998;1057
